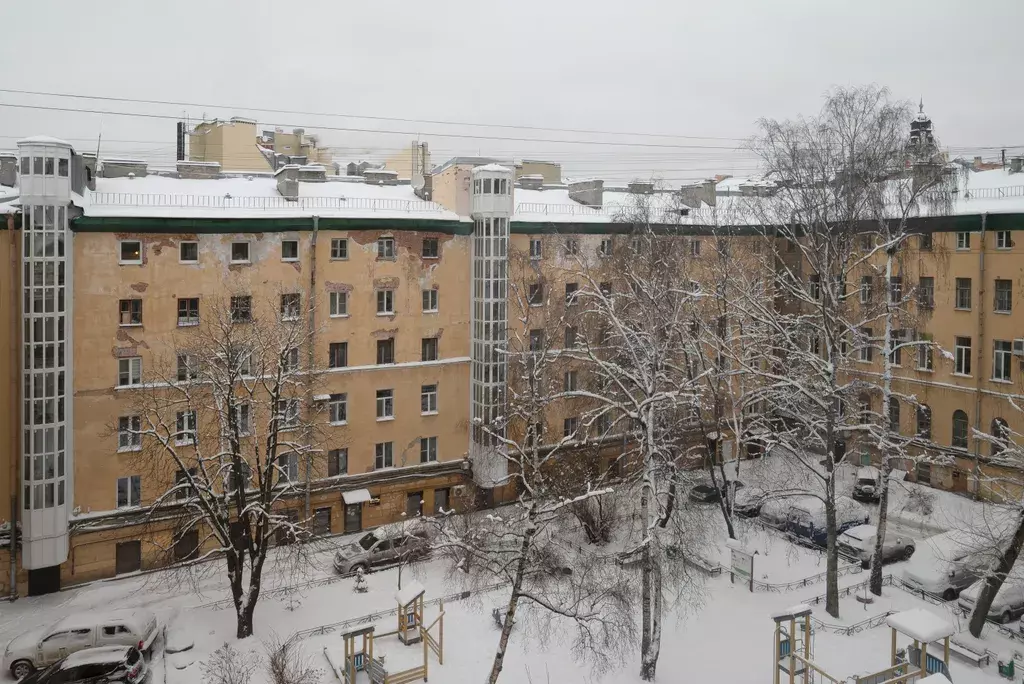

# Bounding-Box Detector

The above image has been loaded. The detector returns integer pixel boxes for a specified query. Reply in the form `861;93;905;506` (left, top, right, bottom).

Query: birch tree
121;293;327;638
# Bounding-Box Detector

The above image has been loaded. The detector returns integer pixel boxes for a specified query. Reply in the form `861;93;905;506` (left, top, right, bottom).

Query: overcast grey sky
2;0;1022;183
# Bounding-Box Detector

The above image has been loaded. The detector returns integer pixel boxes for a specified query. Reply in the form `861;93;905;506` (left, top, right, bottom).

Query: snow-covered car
785;496;869;548
902;530;984;601
688;480;744;504
958;578;1024;623
732;486;768;517
333;529;429;575
852;466;882;503
837;524;915;568
19;645;147;684
3;609;158;680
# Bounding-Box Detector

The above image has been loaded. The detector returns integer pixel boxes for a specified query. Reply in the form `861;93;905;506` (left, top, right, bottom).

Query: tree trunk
487;520;535;684
639;486;653;680
824;481;840;619
869;464;892;596
871;248;896;597
706;458;736;540
970;511;1024;637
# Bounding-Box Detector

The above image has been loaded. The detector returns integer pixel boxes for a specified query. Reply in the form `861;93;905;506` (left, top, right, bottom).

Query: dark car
688;480;744;504
21;646;147;684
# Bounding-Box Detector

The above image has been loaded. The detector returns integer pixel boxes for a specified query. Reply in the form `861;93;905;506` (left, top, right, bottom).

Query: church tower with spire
908;99;938;162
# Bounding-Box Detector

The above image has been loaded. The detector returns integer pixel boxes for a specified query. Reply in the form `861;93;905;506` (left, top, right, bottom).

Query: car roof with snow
51;608;154;632
857;466;880;479
840;524;876;541
59;646;134;669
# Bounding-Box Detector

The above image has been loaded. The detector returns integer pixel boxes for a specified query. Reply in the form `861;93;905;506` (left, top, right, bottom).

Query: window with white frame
529;238;542;259
528;283;544;306
330;238;348;259
376;389;394;419
858;328;873;362
956;232;971;250
690;239;701;257
420;436;437;463
564;370;578;392
808;274;821;301
375;442;393;469
859;276;873;304
994;340;1013;382
116;475;141;508
235;402;251;435
280;293;301;321
277;452;298;483
599;238;612;257
277;398;300;428
283;347;300;372
118;415;141;451
329;291;348;317
376;289;394;315
176;353;198;382
422;289;438;313
179;241;198;263
117;357;142;387
329;393;347;424
119;240;142;265
281;239;299;261
889;276;902;304
997;230;1013;250
564;238;579;256
563;416;580;438
175;410;197;445
377;237;396;259
955;336;972;375
230;295;252;323
915;332;934;370
421;384;437;414
230;241;250;263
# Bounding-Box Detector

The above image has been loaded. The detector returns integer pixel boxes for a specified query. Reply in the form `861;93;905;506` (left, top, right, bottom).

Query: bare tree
202;643;257;684
264;633;322;684
121;293;328;638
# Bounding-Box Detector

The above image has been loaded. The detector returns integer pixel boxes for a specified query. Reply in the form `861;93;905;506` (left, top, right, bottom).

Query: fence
88;193;447;214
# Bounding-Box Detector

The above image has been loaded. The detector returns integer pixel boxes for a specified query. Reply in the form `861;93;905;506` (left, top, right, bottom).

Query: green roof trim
71;215;472;235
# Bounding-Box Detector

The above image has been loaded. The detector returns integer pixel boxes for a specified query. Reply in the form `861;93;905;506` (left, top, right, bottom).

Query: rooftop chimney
627;181;655;195
297;165;327;182
568;179;604;207
101;159;148;179
518;174;544;191
364;169;399;186
275;164;299;200
176;160;221;179
0;153;17;187
1011;157;1024;174
679;179;717;208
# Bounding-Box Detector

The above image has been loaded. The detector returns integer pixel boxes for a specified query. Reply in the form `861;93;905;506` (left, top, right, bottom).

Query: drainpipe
9;213;18;599
972;213;987;498
304;216;319;521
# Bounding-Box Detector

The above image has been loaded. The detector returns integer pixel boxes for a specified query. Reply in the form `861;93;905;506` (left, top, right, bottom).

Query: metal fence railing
88;193;446;214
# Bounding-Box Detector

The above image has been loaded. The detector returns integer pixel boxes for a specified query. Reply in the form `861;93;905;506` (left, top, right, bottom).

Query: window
563;417;580;438
526;422;544;447
375;442;394;469
955;336;972;375
230;241;250;263
328;342;348;368
690;239;701;257
283;347;300;372
174;469;196;501
858;395;872;425
422;289;438;313
179;241;198;263
230;296;252;323
564;326;577;348
917;277;934;309
20;157;29;174
992;418;1010;456
994;340;1013;382
955;278;972;310
528;283;544;306
859;276;873;304
529;238;542;259
277;399;300;428
277;453;299;483
235;403;251;435
118;416;141;451
860;233;873;250
421;337;438;362
228;462;252;492
176;353;198;382
421;384;438;414
916;405;932;438
422;238;439;258
915;332;934;370
280;293;301;321
888;398;900;434
997;230;1013;250
858;328;873;362
329;291;348;317
44;157;54;175
889;276;902;304
177;297;199;327
994;279;1013;313
529;329;544;352
956;232;971;250
116;475;141;508
808;274;821;301
175;410;197;445
564;238;579;256
889;329;903;366
599;238;613;257
952;410;969;448
328;448;348;477
117;357;142;387
565;282;579;305
323;239;347;263
119;240;142;265
329;393;347;424
32;157;42;175
377;339;395;365
376;289;394;315
281;239;298;261
376;389;394;419
916;461;932;486
118;298;142;326
420;437;437;463
919;232;933;251
564;370;578;391
377;237;396;259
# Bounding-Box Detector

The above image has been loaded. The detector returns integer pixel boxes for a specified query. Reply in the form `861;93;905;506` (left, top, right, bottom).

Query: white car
3;609;159;680
837;524;915;568
958;578;1024;623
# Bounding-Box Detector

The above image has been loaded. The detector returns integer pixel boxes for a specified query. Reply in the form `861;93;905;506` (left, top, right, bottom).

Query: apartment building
187;117;335;173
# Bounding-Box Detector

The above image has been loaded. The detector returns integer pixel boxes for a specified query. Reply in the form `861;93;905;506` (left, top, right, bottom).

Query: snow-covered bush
202;644;257;684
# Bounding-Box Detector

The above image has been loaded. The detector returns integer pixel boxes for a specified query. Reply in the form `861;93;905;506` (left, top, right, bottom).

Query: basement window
119;240;142;265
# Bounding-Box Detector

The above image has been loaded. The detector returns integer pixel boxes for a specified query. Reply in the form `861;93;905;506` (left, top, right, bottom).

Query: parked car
687;480;744;504
785;496;869;548
3;610;159;680
958;578;1024;623
852;466;882;503
19;646;147;684
837;524;915;568
732;486;768;517
334;528;429;575
902;530;984;601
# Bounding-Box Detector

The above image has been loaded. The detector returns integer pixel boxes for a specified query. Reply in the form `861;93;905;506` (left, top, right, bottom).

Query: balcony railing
88;193;447;214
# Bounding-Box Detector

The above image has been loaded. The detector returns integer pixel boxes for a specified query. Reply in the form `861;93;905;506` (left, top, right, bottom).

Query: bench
949;640;991;667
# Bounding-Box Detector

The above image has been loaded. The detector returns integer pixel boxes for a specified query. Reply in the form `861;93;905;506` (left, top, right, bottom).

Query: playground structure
325;581;444;684
772;605;954;684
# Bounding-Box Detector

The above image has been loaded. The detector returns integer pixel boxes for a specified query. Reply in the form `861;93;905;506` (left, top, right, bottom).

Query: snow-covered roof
886;609;953;642
341;622;376;637
474;163;512;174
83;174;464;222
342;488;372;505
53;608;154;632
917;675;952;684
395;580;426;606
18;135;73;147
61;646;133;668
770;603;813;620
857;466;880;479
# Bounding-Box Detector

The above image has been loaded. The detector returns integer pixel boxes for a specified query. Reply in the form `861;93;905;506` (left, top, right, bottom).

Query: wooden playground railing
384;666;426;684
424;610;445;665
854;663;909;684
787;653;844;684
